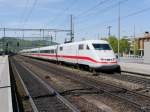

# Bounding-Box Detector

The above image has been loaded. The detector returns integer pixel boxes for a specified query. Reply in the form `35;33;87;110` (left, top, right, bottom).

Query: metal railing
119;56;144;64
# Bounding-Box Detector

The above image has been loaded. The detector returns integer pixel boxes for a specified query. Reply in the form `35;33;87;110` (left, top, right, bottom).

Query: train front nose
98;50;117;64
92;43;120;72
97;50;120;72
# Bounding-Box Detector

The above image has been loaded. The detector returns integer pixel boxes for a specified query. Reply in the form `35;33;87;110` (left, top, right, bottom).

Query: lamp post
118;2;121;60
107;26;112;43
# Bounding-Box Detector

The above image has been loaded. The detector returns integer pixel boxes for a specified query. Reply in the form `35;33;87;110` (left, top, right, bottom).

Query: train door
76;44;79;64
68;45;76;64
77;44;84;64
56;45;59;62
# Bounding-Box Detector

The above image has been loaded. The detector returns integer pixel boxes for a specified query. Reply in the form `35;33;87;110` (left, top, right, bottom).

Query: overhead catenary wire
102;6;150;26
76;0;129;23
46;0;124;28
22;0;38;27
19;0;29;27
122;6;150;19
77;5;150;32
76;0;111;17
45;0;78;26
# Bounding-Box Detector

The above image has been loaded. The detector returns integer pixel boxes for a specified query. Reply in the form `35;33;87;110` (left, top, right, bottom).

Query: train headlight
112;58;116;61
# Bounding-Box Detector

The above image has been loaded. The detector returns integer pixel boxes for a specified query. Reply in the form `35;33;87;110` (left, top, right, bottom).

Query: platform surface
0;55;13;112
119;62;150;75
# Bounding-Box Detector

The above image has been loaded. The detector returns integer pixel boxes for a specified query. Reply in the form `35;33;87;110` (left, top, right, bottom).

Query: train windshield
92;44;111;50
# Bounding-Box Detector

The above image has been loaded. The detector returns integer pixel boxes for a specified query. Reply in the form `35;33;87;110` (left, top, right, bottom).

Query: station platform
119;62;150;76
0;55;13;112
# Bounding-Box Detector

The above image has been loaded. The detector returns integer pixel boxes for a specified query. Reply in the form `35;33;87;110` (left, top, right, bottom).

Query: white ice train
20;40;120;72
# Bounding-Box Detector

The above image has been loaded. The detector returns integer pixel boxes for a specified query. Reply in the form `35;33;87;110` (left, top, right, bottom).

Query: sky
0;0;150;43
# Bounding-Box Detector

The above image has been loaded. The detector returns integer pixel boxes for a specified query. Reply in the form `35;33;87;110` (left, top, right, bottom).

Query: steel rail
113;72;150;87
24;56;150;97
18;60;80;112
61;73;150;111
22;57;150;111
121;70;150;77
11;61;39;112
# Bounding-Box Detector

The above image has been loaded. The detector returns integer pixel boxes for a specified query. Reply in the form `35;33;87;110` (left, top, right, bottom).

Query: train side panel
77;43;97;67
57;44;78;64
20;40;120;72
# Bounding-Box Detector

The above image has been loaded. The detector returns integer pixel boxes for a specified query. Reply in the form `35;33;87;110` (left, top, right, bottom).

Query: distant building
137;32;150;56
144;41;150;63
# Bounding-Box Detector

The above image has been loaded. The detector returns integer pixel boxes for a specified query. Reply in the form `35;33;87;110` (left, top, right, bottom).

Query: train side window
40;50;49;53
32;51;37;53
45;50;50;53
51;50;55;54
54;49;56;53
40;50;44;53
50;49;55;54
79;44;84;50
86;45;90;50
60;47;63;51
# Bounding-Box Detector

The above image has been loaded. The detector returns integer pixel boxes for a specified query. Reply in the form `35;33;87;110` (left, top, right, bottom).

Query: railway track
16;55;150;112
121;70;150;77
97;72;150;89
121;71;150;86
10;58;80;112
11;57;111;112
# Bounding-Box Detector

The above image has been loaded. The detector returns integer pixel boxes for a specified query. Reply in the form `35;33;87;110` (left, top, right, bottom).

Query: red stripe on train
31;53;117;64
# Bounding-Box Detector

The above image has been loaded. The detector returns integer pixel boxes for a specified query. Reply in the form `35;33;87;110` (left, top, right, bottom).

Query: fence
119;56;144;64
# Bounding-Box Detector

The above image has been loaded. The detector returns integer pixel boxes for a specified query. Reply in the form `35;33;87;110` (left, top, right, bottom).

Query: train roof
20;40;108;52
20;45;57;52
77;39;107;43
61;39;108;46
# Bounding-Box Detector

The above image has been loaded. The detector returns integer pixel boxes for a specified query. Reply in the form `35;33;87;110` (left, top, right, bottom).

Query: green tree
130;39;139;55
107;36;130;55
108;36;118;53
119;38;130;54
